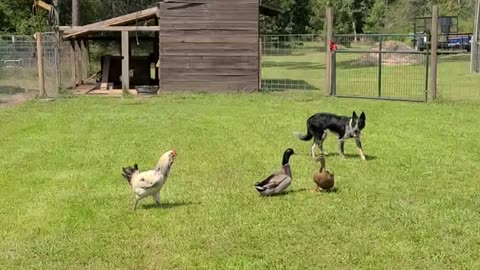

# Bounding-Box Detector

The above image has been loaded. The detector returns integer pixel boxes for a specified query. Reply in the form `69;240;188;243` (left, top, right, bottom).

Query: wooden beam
63;7;158;38
121;31;130;92
325;7;333;96
63;26;159;34
36;32;46;98
471;0;480;73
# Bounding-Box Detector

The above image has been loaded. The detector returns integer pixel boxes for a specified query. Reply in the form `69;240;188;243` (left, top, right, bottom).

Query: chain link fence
0;32;74;106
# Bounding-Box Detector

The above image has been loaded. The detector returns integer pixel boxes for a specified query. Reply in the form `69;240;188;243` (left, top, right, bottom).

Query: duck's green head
282;148;295;165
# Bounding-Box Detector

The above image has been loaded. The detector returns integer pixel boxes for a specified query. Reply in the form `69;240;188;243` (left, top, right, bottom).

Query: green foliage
364;0;385;33
0;0;477;37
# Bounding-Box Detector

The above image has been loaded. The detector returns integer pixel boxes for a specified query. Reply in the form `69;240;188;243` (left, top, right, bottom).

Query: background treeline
0;0;477;35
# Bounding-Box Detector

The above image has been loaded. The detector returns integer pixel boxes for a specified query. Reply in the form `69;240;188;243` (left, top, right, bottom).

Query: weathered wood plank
161;81;258;91
63;7;158;38
121;31;130;91
160;22;258;29
161;68;259;76
158;0;259;92
160;61;257;69
160;42;257;50
159;55;258;64
160;36;258;43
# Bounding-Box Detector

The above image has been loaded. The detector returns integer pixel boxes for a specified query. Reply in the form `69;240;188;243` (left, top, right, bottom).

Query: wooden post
430;4;438;99
69;40;76;89
74;40;82;86
36;32;46;98
471;0;480;73
258;37;262;90
121;31;130;93
156;3;161;89
81;40;89;82
54;29;61;95
325;7;333;96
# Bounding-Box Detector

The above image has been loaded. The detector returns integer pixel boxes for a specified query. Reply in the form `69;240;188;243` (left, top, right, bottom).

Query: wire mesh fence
0;32;73;105
0;35;39;102
332;34;429;101
437;51;480;101
260;34;326;92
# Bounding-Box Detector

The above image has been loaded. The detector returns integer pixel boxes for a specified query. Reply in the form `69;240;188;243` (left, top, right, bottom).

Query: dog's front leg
338;139;346;159
355;137;366;161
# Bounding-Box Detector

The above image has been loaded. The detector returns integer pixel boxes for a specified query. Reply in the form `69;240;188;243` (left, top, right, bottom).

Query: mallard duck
313;154;335;192
121;149;177;211
254;148;295;196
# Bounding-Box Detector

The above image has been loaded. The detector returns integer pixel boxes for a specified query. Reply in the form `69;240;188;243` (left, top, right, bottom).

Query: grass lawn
1;92;480;269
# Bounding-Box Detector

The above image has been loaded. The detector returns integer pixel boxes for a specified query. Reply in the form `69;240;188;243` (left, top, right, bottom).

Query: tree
364;0;385;33
72;0;79;25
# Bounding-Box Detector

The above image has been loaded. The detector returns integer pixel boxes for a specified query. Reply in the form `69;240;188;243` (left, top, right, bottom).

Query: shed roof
62;1;282;39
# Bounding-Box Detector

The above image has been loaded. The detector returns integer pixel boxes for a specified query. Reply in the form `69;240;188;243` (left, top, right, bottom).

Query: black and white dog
294;111;367;160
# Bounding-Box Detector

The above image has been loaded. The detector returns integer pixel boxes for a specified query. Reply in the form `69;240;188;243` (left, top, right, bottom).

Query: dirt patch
0;90;37;108
353;41;424;66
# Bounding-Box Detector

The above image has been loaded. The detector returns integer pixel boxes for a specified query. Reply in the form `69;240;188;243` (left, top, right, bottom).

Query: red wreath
329;40;338;51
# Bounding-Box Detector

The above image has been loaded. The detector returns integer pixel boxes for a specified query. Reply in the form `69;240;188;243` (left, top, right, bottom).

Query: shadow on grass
142;201;199;210
312;186;340;193
301;152;377;161
263;188;309;197
262;61;326;70
0;86;27;95
330;153;377;161
260;79;320;92
437;53;471;63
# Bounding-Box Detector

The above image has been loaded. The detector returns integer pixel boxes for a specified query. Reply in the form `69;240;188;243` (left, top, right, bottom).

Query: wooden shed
62;0;281;93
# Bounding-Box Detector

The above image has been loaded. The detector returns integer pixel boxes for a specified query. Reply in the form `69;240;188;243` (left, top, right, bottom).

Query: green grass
1;92;480;269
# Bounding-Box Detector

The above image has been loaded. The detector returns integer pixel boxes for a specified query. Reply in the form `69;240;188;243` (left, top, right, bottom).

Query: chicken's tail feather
121;163;139;184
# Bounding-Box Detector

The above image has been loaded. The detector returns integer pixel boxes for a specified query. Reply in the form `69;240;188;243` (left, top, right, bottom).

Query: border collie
294;111;367;160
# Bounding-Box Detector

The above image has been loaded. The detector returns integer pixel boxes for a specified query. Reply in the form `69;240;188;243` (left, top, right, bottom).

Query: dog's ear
352;111;358;119
360;112;366;121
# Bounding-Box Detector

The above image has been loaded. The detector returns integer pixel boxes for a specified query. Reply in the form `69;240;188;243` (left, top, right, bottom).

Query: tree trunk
72;0;80;26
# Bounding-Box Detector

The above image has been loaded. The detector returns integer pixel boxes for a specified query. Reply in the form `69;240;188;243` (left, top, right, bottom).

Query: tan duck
254;148;295;196
313;154;335;192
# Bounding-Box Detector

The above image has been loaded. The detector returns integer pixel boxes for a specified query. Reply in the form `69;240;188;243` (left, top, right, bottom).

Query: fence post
430;4;439;99
36;32;46;98
424;35;430;102
325;6;333;96
471;0;480;73
258;37;262;91
378;34;382;98
121;31;130;93
54;29;61;95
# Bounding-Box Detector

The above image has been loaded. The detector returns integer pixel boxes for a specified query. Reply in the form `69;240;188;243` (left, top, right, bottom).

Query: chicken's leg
132;197;140;212
153;192;161;205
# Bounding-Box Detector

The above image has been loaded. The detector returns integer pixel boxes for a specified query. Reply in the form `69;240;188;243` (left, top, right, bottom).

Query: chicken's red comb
172;149;177;156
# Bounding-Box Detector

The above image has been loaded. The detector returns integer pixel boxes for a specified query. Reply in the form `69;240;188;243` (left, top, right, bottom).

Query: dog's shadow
142;201;199;210
308;153;377;161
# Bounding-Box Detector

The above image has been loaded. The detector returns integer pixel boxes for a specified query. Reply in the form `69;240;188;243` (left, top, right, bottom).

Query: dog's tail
293;130;313;141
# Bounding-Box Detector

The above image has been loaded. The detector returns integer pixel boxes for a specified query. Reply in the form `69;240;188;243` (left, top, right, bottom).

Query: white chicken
121;149;177;211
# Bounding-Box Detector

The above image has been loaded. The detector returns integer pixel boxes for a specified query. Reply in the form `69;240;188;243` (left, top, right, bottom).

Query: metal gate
332;34;429;102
